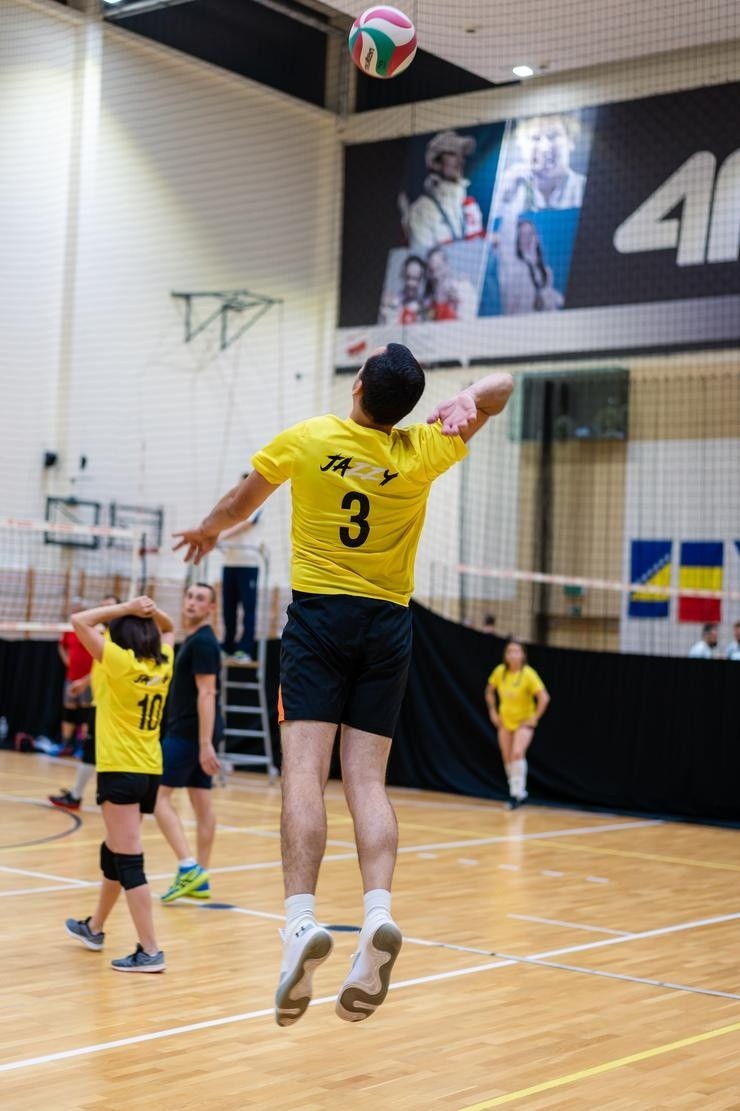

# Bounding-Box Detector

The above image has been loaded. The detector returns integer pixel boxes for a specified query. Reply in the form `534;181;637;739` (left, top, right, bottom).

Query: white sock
361;889;392;938
285;893;317;932
504;761;512;790
510;758;528;799
72;763;95;800
179;857;197;870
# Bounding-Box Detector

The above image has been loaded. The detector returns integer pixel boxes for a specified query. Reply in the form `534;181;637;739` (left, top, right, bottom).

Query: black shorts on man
160;734;212;789
280;591;412;738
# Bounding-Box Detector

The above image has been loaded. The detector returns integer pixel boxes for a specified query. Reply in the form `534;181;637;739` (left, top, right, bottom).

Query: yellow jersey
90;632;108;708
487;664;545;731
252;415;467;606
96;639;174;774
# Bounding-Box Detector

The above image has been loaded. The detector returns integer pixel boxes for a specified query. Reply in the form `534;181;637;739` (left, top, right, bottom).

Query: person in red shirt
58;606;93;756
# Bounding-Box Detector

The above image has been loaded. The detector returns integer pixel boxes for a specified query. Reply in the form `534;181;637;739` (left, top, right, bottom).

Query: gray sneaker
111;943;166;973
65;917;105;951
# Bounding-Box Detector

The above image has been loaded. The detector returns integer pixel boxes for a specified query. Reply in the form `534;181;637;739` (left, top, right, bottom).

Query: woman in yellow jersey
64;596;175;973
485;639;550;809
48;594;120;811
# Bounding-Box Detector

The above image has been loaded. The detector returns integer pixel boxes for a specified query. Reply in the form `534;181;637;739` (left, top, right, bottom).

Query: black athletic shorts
97;772;161;814
279;591;413;738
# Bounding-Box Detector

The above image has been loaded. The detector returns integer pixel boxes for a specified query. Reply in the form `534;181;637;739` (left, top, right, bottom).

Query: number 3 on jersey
340;492;370;548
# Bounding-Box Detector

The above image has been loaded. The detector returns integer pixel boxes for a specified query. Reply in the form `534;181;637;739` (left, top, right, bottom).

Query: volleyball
348;7;417;80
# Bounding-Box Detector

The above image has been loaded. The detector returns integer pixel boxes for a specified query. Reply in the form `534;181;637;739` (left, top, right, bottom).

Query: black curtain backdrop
3;606;739;822
0;638;284;756
392;602;740;823
0;640;65;742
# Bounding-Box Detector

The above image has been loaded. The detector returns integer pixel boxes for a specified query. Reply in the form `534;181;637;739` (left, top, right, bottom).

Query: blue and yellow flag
678;541;722;623
628;540;671;618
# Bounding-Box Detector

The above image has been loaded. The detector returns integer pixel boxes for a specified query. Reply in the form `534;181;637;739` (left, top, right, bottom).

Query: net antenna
171;289;282;351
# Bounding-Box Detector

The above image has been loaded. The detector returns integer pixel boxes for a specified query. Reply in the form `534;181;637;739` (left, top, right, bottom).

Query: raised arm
151;605;176;648
173;471;279;565
427;371;514;442
71;597;156;661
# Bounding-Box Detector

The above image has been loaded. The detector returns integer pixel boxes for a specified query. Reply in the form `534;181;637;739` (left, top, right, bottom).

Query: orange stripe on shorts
277;685;284;724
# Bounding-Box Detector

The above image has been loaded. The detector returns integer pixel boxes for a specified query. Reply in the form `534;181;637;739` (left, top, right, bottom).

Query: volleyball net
418;363;740;658
0;519;142;638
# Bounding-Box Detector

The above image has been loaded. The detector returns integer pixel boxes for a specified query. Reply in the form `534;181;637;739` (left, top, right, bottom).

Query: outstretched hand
427;391;478;437
172;527;219;565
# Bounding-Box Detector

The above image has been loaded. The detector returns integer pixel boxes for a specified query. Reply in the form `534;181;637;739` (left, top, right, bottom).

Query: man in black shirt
155;583;223;902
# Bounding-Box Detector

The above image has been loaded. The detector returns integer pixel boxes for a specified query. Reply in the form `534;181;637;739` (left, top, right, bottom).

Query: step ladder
218;544;278;779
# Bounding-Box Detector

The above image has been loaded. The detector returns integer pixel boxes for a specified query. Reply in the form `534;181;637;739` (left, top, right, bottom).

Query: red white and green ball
348;6;417;79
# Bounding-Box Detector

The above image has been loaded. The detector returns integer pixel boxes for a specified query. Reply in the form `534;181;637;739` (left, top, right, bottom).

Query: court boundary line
507;913;633;936
2;907;740;1075
0;817;664;890
488;951;740;1002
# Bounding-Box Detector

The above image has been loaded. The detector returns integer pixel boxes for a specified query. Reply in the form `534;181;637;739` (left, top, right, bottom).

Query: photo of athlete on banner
479;110;594;317
378;242;481;326
375;124;504;327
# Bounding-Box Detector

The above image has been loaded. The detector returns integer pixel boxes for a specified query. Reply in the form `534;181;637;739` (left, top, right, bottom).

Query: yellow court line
459;1018;740;1109
531;837;740;874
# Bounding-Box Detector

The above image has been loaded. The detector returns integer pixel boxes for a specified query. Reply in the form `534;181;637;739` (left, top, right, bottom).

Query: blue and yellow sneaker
186;877;211;900
160;864;209;904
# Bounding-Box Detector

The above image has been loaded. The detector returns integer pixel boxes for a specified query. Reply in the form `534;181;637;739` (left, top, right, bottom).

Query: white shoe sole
275;929;334;1027
65;922;104;951
335;922;402;1022
111;960;166;973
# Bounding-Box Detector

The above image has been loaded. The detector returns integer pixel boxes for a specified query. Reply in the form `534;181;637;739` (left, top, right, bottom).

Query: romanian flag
678;541;723;623
628;540;671;618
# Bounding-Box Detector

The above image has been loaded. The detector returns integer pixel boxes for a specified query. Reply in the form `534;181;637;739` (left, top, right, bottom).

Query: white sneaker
335;920;402;1023
274;920;333;1027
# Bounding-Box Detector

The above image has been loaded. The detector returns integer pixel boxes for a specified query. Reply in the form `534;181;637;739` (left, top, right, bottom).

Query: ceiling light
512;64;535;78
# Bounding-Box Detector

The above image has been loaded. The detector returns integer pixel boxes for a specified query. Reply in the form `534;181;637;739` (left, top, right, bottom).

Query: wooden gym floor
1;749;739;1109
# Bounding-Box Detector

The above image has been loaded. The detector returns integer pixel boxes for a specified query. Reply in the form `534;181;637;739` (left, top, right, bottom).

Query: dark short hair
359;343;425;426
185;581;216;602
703;622;718;634
108;615;164;665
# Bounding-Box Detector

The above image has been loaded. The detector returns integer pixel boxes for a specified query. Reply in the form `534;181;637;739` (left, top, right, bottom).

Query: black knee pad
61;707;79;727
115;852;146;891
77;706;93;731
100;841;119;882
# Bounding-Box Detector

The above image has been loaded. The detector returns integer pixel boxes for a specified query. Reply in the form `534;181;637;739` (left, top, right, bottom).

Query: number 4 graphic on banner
614;149;740;266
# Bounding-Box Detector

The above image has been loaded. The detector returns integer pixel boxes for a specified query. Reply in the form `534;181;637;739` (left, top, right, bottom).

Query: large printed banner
337;83;740;367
